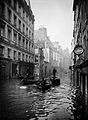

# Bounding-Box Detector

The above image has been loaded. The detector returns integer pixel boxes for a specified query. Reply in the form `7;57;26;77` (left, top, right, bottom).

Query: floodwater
0;80;87;120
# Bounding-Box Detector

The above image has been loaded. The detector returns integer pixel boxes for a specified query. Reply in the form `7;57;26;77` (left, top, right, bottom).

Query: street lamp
73;43;85;61
73;44;84;55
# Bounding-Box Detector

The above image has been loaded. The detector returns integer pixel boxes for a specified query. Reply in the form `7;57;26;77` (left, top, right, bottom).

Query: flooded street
0;79;87;120
1;0;88;119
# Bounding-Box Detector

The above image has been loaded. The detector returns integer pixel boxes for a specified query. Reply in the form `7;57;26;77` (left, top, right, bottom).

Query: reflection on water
0;81;88;120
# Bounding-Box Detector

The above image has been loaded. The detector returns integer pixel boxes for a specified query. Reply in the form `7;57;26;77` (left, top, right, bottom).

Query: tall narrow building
72;0;88;108
0;0;35;80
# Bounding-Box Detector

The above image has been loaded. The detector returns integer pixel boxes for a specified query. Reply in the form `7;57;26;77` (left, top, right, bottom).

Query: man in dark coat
53;68;57;78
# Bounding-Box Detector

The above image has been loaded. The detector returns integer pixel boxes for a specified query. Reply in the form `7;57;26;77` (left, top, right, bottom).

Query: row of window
1;23;34;51
0;45;34;62
6;0;34;26
1;1;34;39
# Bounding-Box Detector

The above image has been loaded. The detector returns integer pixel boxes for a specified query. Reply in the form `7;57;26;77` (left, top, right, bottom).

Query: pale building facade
0;0;35;80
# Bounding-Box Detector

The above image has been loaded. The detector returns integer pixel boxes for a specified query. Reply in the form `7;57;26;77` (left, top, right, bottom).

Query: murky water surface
0;81;87;120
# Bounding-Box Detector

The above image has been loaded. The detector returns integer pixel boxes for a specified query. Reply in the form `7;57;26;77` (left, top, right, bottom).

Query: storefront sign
73;44;84;55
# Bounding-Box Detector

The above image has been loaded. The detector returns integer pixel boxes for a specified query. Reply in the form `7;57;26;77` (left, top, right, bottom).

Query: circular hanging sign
73;44;84;55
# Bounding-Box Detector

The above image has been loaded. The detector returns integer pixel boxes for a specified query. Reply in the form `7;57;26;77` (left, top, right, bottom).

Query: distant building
34;27;61;77
34;27;51;77
0;0;35;80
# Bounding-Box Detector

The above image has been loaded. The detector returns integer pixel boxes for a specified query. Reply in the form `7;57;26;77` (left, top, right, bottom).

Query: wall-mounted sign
73;44;84;55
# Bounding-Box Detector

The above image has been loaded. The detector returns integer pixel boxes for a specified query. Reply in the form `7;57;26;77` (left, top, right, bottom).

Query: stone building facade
0;0;35;80
72;0;88;105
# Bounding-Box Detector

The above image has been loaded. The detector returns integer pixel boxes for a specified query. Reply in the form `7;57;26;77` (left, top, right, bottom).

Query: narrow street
0;77;87;120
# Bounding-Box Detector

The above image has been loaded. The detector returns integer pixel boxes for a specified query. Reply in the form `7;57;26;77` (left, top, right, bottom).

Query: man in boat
53;68;57;78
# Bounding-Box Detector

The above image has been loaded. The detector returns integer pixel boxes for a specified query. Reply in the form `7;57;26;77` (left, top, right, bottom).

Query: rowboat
50;77;60;86
37;78;51;91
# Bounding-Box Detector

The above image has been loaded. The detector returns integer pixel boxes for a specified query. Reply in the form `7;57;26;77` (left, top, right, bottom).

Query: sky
30;0;74;52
